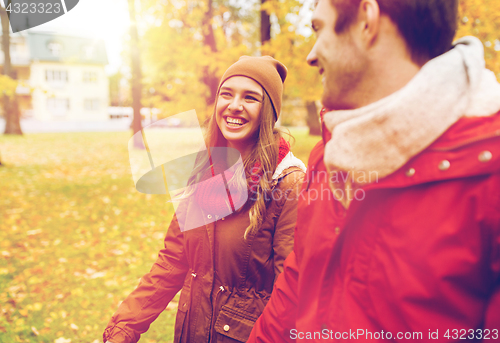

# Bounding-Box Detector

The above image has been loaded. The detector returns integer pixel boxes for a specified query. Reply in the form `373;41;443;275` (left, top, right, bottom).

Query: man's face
307;0;368;110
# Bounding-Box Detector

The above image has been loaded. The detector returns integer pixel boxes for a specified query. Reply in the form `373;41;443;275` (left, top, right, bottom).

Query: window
83;71;98;83
84;99;100;111
46;70;68;83
47;98;69;117
47;42;63;57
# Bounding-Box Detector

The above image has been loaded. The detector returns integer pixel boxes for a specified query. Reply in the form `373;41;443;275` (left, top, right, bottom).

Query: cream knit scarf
323;36;500;207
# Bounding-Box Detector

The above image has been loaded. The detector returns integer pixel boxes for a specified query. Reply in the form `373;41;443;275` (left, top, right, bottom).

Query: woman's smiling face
216;76;264;156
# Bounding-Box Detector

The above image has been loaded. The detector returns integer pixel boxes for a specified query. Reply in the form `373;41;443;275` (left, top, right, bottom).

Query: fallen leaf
31;326;40;336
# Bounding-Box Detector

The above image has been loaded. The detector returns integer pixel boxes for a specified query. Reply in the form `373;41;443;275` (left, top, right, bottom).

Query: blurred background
0;0;499;342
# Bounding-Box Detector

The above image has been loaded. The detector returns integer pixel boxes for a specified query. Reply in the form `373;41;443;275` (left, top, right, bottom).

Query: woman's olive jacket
103;159;305;343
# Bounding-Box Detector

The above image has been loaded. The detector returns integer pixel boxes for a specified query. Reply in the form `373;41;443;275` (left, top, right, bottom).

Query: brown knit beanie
218;56;287;120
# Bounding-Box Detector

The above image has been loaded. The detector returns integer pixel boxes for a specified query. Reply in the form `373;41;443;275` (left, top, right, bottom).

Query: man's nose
307;45;318;67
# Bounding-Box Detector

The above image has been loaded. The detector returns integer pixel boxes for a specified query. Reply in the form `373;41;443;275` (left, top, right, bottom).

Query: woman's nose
228;97;243;112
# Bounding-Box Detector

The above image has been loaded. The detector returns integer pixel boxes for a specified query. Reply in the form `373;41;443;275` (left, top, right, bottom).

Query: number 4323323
5;2;62;14
444;329;498;340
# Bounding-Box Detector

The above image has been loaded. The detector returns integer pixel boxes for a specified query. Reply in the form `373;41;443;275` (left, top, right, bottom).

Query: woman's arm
103;215;189;343
272;170;304;280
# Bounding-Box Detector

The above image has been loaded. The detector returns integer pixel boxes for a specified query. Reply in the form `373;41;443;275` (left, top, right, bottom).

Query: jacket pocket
174;283;191;343
214;305;259;342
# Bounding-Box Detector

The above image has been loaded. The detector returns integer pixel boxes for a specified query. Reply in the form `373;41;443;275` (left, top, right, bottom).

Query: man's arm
483;282;500;331
482;176;500;333
247;251;299;343
483;189;500;333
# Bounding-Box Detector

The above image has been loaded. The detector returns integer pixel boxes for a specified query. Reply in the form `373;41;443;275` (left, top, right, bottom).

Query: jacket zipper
209;285;226;342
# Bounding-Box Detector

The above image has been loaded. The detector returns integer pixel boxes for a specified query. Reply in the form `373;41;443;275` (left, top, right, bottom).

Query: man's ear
356;0;380;47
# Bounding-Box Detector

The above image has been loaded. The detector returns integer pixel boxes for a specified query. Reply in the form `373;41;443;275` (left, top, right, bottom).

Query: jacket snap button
438;160;450;171
223;324;230;332
478;150;492;162
207;214;212;219
405;168;415;177
335;227;340;235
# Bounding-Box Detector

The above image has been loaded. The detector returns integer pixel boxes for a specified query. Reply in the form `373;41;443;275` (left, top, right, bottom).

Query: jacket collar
322;36;500;183
364;113;500;191
273;151;307;180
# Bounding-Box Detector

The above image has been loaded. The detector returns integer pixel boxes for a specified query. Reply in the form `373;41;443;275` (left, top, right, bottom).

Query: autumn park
1;0;500;342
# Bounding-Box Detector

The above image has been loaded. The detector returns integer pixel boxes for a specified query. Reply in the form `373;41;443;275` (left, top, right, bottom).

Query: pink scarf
194;138;290;215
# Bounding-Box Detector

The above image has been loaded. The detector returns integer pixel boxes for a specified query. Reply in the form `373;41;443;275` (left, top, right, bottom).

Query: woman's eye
220;92;232;98
245;96;258;102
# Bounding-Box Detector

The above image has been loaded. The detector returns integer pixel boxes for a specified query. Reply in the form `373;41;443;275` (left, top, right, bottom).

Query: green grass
286;127;321;163
0;128;320;343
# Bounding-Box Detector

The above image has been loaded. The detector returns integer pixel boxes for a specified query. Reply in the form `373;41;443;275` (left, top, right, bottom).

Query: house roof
27;31;108;65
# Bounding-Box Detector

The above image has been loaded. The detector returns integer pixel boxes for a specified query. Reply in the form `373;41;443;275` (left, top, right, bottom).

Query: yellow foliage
140;0;252;121
261;0;322;102
137;0;500;120
0;74;18;98
457;0;500;78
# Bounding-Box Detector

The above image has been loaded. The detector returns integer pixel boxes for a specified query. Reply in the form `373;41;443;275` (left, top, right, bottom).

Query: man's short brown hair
331;0;458;65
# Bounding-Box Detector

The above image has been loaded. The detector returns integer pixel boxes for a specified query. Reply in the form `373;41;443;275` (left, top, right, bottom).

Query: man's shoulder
431;111;500;150
307;112;500;187
423;112;500;177
379;112;500;188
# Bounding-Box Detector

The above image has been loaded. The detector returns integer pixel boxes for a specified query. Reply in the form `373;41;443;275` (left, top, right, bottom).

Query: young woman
103;56;306;343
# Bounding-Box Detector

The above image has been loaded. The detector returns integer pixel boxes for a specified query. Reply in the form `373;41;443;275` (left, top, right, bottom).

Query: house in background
0;31;109;122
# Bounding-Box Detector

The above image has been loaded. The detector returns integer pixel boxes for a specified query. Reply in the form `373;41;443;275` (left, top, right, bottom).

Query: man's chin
321;94;336;111
321;93;355;111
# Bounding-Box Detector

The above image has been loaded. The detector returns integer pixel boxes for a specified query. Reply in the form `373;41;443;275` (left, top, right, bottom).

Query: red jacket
248;113;500;342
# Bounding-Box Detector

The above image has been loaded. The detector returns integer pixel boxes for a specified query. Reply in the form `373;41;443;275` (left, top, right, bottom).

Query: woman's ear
357;0;380;48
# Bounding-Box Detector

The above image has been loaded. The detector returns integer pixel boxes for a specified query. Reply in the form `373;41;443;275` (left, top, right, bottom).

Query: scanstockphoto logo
1;0;79;33
128;110;248;233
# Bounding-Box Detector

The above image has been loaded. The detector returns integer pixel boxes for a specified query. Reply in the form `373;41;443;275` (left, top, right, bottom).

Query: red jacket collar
315;109;500;190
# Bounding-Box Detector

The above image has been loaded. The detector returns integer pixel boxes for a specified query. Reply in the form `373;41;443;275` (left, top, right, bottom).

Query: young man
248;0;500;342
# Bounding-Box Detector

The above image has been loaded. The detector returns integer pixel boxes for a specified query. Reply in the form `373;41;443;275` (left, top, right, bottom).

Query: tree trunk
260;0;271;45
3;95;22;134
127;0;143;148
305;100;321;136
201;0;219;106
1;2;22;135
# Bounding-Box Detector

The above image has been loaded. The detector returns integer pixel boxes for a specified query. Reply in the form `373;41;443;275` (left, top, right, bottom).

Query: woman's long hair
180;89;283;239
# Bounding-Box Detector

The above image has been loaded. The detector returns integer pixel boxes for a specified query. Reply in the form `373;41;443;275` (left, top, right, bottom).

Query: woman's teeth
226;117;244;126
